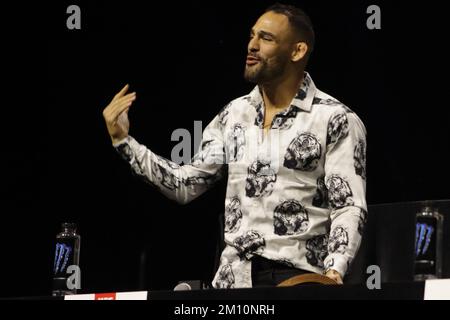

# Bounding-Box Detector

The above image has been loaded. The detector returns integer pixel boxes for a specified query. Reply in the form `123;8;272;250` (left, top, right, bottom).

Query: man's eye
263;37;273;41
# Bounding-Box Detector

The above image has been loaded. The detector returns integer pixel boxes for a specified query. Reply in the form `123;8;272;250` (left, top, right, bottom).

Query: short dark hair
265;3;315;55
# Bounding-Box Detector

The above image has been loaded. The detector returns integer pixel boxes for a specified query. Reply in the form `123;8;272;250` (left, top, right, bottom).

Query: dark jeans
251;255;310;287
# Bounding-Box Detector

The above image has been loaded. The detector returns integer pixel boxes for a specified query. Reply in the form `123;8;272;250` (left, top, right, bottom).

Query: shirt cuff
112;136;130;148
323;254;348;278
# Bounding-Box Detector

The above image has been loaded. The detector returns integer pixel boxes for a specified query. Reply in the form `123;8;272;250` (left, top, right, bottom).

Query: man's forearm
323;205;366;278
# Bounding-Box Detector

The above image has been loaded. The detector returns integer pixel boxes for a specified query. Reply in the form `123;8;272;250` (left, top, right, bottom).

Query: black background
1;0;448;297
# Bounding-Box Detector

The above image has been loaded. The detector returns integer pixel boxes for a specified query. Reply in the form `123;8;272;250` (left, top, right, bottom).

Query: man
102;3;367;288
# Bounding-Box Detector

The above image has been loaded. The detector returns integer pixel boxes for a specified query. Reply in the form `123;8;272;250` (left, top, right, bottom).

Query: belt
252;255;299;272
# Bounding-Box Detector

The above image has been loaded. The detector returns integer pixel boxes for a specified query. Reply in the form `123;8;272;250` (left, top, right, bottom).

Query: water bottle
52;222;81;296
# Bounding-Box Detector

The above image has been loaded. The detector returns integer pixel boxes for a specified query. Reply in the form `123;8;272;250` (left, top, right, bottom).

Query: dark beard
244;57;287;84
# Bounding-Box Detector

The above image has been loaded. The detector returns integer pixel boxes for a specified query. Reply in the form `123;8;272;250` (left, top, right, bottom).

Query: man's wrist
112;136;129;147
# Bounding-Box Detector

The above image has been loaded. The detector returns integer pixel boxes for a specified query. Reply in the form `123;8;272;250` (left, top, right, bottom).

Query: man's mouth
246;55;260;66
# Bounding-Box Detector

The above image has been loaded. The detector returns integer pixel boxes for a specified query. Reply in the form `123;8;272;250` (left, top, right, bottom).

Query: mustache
247;53;262;60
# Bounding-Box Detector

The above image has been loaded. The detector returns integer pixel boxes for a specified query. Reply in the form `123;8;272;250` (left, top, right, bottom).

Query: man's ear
291;42;308;62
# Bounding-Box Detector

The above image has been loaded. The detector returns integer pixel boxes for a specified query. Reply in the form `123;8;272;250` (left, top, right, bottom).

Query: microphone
173;282;192;291
173;280;211;291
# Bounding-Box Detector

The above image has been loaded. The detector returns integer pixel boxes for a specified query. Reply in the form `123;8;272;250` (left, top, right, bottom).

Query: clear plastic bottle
52;222;81;296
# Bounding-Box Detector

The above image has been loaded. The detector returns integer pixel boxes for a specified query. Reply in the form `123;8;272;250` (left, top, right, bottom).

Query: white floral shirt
114;72;367;288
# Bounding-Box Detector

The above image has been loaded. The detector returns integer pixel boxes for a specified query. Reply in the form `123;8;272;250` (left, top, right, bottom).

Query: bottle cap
62;222;77;231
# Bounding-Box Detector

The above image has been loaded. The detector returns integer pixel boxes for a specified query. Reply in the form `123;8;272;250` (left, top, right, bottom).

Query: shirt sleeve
322;106;368;278
113;114;226;205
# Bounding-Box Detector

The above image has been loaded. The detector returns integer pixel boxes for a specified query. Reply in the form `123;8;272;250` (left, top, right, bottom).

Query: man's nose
248;37;259;52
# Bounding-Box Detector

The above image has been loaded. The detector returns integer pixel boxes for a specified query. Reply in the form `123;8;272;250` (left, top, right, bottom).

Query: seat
277;273;338;286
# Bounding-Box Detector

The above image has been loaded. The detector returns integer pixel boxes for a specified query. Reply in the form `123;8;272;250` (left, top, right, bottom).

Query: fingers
111;84;129;103
326;274;341;284
112;99;135;122
111;93;136;112
333;276;343;285
325;270;343;285
104;93;136;122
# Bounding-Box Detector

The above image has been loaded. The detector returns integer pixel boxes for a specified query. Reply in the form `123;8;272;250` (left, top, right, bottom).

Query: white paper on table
424;279;450;300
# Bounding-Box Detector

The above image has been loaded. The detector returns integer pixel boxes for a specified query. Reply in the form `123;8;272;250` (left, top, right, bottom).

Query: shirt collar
247;72;317;113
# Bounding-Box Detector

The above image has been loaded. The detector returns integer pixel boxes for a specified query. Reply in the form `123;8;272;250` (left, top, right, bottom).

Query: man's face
244;11;297;84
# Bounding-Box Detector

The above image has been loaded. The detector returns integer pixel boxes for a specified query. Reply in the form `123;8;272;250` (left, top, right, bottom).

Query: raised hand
102;84;136;145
